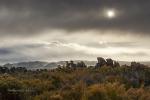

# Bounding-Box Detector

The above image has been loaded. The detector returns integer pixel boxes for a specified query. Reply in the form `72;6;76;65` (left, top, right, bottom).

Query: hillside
2;60;150;70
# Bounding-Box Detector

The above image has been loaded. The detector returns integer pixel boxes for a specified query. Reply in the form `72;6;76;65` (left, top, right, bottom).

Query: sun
106;10;116;18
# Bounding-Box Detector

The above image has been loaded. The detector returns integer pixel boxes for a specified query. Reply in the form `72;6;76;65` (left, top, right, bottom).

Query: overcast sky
0;0;150;64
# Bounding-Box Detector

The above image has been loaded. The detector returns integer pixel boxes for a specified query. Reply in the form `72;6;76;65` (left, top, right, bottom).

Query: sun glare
106;10;116;18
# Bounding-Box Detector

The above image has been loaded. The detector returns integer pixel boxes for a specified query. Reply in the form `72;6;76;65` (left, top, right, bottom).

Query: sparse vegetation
0;57;150;100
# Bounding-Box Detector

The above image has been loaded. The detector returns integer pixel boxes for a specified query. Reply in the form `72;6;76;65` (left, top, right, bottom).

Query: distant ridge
2;60;150;70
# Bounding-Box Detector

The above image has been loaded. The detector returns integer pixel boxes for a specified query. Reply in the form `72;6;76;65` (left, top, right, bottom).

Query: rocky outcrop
131;62;146;68
95;57;106;68
106;58;114;67
95;57;120;68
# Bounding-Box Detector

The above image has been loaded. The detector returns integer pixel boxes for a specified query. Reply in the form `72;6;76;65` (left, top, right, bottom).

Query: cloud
0;0;149;36
0;48;12;55
0;39;150;64
0;0;150;63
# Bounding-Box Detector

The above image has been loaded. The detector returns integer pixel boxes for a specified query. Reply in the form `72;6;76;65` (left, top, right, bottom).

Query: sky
0;0;150;64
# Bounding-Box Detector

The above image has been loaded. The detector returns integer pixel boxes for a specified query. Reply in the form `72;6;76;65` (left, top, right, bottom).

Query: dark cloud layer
0;48;12;55
0;0;150;35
